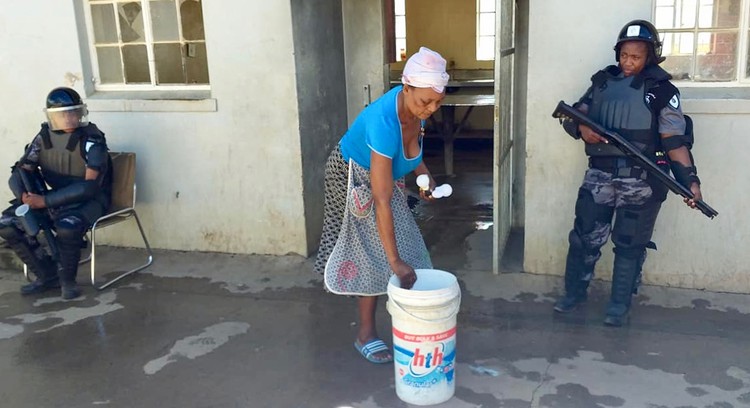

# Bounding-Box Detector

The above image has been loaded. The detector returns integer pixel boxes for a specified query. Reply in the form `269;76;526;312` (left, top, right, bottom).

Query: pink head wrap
401;47;450;93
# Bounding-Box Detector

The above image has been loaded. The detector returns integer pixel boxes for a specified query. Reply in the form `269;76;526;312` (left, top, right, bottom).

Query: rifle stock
552;100;718;219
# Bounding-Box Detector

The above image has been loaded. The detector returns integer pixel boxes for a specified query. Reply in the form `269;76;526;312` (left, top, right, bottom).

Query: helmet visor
45;104;89;131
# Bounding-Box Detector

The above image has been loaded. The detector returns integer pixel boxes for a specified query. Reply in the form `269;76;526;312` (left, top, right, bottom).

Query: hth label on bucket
393;327;456;390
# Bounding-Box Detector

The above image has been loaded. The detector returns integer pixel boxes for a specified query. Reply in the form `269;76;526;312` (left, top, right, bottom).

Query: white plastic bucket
386;269;461;406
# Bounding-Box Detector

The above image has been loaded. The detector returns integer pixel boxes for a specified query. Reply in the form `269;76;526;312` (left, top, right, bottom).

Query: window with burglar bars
84;0;209;90
395;0;407;62
655;0;750;83
477;0;496;61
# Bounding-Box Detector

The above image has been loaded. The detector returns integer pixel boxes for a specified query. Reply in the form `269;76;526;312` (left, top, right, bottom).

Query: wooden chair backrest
108;152;136;213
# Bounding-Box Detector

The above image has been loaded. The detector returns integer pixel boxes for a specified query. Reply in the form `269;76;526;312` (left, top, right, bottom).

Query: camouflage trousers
571;168;663;272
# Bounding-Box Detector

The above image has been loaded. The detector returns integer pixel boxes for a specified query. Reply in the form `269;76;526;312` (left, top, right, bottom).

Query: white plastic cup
15;204;40;236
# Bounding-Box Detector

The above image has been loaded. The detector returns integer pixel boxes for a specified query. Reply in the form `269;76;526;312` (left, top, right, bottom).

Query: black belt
588;157;648;180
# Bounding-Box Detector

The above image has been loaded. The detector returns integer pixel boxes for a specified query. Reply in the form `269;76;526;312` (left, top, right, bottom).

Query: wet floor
1;140;750;407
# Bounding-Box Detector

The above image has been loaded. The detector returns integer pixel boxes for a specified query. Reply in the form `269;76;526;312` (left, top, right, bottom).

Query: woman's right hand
390;258;417;289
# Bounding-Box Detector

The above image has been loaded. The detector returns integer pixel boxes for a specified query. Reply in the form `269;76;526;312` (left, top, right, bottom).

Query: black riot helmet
614;20;663;65
44;87;89;132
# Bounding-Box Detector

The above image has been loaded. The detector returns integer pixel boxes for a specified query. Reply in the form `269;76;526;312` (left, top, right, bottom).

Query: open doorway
378;0;525;274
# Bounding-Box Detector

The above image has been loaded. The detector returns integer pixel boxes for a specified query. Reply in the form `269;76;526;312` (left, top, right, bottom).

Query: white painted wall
524;0;750;293
0;1;309;255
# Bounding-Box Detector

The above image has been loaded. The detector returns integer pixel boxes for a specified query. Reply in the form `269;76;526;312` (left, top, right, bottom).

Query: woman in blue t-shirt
314;47;449;364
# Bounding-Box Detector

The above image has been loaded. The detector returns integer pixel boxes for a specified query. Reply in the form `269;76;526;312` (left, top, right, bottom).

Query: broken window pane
151;0;180;41
119;2;145;43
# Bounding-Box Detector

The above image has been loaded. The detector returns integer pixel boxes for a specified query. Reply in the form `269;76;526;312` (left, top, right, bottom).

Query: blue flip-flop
354;339;393;364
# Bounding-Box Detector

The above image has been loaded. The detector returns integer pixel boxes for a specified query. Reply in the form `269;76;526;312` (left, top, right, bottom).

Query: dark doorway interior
406;138;523;275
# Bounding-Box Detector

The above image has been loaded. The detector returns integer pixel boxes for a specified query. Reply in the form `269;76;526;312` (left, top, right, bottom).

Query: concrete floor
1;141;750;408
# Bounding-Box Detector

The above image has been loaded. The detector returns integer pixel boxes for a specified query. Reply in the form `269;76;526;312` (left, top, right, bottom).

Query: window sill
682;98;750;114
679;86;750;100
86;91;217;112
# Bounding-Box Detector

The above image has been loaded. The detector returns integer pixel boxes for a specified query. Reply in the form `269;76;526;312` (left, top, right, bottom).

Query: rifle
552;100;718;219
14;166;60;260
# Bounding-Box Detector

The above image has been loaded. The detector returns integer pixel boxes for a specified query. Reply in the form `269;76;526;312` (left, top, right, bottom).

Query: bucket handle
388;293;461;324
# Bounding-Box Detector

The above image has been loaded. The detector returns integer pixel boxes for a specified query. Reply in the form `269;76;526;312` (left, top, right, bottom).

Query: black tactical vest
586;66;665;159
38;124;103;190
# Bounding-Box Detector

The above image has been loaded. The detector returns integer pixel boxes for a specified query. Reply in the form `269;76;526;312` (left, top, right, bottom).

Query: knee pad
55;215;87;243
571;188;614;255
612;202;662;256
0;222;24;242
573;187;614;234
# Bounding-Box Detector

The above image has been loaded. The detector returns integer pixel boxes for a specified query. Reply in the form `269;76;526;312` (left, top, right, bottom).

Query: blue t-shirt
339;86;424;180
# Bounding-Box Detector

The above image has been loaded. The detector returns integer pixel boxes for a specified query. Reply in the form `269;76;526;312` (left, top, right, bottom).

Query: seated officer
0;87;112;299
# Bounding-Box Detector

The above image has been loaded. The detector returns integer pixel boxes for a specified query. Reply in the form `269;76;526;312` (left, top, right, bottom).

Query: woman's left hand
419;175;437;201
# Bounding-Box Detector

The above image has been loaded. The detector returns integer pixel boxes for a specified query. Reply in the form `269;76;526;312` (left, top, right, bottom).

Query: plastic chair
23;152;154;289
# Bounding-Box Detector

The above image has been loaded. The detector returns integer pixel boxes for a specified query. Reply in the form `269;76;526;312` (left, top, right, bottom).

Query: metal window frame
654;0;750;84
394;0;407;61
83;0;210;91
476;0;496;61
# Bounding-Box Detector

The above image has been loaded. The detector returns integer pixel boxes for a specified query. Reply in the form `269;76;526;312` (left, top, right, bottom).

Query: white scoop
416;174;430;189
431;184;453;198
416;175;452;199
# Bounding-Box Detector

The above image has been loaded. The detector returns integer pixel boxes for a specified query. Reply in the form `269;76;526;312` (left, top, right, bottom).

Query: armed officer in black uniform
554;21;705;326
0;87;111;299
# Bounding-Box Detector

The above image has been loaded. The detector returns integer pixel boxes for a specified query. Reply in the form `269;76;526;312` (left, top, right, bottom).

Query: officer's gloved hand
579;124;609;144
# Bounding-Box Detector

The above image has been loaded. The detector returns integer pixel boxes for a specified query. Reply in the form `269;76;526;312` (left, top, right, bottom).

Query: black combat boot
603;254;641;327
1;218;60;295
1;234;61;295
20;256;60;295
554;248;594;313
56;237;83;300
60;283;82;300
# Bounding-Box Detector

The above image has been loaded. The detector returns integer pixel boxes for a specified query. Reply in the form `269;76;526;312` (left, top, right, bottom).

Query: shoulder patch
669;94;680;109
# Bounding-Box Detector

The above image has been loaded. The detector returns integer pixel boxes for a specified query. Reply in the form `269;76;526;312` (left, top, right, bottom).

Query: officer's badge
669;94;680;109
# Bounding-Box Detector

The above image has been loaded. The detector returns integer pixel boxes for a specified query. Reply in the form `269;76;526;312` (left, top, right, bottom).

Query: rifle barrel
552;101;718;219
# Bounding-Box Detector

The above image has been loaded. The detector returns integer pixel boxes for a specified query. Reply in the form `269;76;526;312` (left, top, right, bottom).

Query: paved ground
2;244;750;408
2;142;749;407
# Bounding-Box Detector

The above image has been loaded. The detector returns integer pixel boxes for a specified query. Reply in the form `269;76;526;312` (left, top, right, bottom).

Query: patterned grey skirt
314;145;432;296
